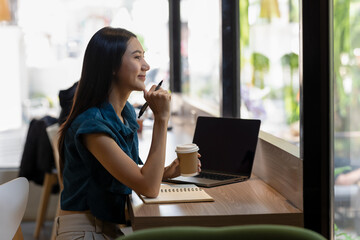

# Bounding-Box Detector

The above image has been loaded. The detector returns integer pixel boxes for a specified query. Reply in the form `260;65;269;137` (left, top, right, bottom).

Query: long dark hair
58;27;136;174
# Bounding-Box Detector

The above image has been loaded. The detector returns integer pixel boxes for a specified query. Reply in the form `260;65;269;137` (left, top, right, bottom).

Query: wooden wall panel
253;131;303;211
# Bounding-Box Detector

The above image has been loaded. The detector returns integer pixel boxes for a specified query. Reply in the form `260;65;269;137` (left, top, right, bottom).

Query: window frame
301;0;333;238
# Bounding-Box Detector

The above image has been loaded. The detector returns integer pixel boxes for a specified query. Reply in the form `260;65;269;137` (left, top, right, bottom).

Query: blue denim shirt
61;101;142;223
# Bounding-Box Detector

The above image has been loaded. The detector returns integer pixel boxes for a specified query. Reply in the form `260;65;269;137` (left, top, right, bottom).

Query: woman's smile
138;74;146;81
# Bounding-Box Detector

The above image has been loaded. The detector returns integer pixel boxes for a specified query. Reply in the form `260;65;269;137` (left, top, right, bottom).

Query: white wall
0;26;26;131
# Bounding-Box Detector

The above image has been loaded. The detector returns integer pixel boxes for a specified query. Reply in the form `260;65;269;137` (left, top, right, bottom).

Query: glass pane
180;0;221;116
239;0;300;144
333;0;360;238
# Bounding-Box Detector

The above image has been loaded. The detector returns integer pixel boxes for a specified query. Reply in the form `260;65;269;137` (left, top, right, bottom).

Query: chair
0;177;29;240
33;124;61;239
47;124;63;240
46;124;62;189
116;225;326;240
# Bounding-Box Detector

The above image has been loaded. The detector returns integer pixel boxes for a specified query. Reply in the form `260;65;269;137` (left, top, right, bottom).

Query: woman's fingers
144;86;171;120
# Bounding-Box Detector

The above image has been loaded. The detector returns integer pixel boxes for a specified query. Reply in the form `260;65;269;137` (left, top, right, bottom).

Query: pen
138;80;163;118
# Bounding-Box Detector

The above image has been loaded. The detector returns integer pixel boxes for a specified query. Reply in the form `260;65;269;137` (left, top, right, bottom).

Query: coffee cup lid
175;143;199;153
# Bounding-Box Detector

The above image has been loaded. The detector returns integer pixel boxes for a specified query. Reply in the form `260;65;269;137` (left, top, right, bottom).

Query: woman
55;27;185;239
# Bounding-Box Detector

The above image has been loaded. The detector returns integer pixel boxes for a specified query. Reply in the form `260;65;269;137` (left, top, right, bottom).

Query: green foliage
239;0;249;50
281;53;299;124
251;52;270;71
350;7;360;48
333;0;350;131
281;52;299;69
289;0;299;23
251;52;270;89
284;85;299;124
136;34;147;51
239;0;250;69
31;93;54;108
334;166;352;178
334;224;360;239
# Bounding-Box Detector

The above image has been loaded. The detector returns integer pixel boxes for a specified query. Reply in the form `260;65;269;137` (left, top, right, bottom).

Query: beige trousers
55;213;124;240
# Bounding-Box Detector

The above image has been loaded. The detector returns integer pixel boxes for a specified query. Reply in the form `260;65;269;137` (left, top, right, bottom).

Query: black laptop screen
192;117;261;176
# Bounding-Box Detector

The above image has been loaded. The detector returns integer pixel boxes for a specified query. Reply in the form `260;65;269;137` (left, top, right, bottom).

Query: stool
34;121;61;239
33;171;58;239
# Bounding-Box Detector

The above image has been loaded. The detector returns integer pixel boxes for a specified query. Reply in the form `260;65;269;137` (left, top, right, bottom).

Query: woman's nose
142;59;150;71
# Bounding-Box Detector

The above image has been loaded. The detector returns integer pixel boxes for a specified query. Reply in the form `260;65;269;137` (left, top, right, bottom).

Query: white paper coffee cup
175;143;199;177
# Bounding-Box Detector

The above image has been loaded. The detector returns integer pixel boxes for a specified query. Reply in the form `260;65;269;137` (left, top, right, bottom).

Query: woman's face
115;37;150;92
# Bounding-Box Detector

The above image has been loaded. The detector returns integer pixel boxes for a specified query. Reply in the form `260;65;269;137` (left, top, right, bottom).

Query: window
180;0;221;116
333;0;360;238
239;0;300;145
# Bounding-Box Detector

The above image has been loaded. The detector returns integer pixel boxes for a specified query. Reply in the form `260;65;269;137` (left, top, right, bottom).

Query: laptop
166;116;261;187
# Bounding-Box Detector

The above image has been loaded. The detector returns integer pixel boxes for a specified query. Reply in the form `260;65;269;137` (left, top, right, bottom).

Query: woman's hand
143;85;171;121
163;154;202;180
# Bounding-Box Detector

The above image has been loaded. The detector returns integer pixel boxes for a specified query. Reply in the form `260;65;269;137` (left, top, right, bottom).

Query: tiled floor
21;221;133;240
21;221;53;240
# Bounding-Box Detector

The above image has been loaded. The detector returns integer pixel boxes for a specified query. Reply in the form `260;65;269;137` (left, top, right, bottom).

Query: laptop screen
192;117;261;176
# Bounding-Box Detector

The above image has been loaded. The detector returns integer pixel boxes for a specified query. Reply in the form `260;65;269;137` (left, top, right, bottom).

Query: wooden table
127;175;303;231
131;116;303;230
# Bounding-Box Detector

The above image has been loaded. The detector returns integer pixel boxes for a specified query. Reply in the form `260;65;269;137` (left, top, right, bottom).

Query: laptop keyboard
195;172;239;181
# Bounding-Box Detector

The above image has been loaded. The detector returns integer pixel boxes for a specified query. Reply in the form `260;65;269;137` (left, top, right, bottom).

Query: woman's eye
135;56;141;59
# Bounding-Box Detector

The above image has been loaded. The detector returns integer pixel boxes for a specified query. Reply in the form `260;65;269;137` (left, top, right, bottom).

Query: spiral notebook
137;184;214;204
